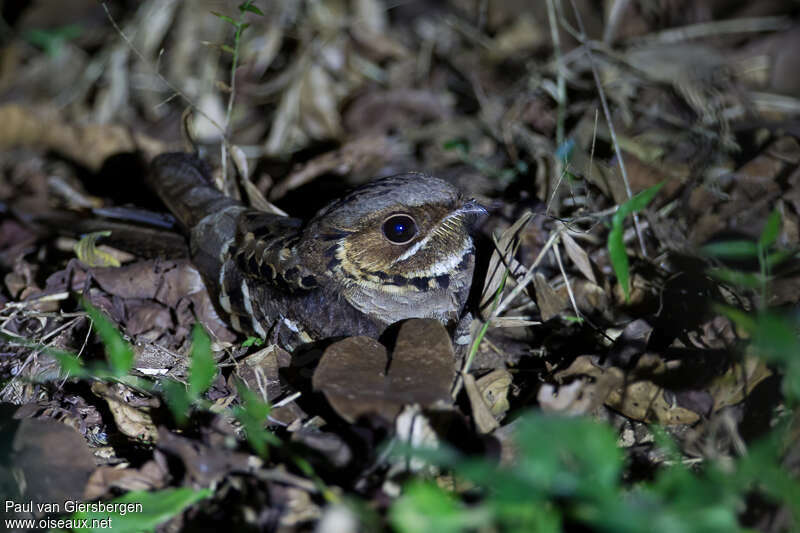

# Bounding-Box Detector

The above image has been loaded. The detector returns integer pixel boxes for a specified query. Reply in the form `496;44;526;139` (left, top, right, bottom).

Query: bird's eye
382;214;418;244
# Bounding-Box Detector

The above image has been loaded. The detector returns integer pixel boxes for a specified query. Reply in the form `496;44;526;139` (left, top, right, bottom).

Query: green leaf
752;312;800;369
239;2;264;15
737;433;800;520
233;381;278;457
242;336;264;348
220;44;235;54
714;304;758;333
715;308;800;402
24;24;83;56
211;11;236;25
188;324;216;399
607;222;629;301
701;240;759;259
71;488;212;532
608;182;664;301
51;351;89;378
390;481;488;533
765;248;796;269
707;268;764;289
163;379;191;426
514;414;623;497
82;299;134;377
613;182;665;223
442;138;469;153
758;209;781;249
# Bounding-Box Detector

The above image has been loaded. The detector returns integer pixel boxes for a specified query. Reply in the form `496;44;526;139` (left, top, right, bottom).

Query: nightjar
148;153;486;346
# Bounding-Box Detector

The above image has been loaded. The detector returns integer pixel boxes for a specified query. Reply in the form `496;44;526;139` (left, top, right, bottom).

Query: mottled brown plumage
148;153;485;347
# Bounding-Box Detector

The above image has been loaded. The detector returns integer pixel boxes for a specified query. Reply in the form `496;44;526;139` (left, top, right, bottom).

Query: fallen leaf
313;319;455;423
464;373;499;434
84;460;168;500
9;417;96;507
475;369;513;418
561;231;597;284
479;211;532;317
534;273;567;321
92;382;158;442
156;427;259;486
707;355;772;412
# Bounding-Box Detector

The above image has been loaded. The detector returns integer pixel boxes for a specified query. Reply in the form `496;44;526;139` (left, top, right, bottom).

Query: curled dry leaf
91;382;159;442
707;355;772;413
556;347;770;426
475;368;513;418
464;373;500;434
312;319;455;423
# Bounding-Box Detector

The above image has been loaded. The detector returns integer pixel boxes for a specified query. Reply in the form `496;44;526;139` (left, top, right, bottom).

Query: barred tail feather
148;153;239;229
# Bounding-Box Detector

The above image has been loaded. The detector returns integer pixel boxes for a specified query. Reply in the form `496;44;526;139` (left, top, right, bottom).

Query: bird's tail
147;153;240;229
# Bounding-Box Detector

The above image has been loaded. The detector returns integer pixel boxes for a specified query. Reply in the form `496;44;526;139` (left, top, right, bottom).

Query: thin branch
566;0;647;256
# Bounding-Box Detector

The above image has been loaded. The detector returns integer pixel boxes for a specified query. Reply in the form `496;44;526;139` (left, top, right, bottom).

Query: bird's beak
457;199;489;228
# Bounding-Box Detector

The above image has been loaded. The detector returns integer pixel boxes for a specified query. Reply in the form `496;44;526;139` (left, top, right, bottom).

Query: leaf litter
0;0;799;530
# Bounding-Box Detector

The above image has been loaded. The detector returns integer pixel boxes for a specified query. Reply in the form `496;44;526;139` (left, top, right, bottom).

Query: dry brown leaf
707;355;772;412
534;273;567;321
561;231;597;284
464;373;499;434
92;382;158;442
84;460;167;500
237;344;290;403
9;418;97;505
156;427;259;486
488;14;547;59
479;211;532;317
299;64;344;141
606;381;701;425
556;355;700;425
0;104;166;170
313;319;455;423
475;368;513;418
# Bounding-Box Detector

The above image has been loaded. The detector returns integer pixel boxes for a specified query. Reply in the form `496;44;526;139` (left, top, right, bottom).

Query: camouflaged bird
148;153;485;346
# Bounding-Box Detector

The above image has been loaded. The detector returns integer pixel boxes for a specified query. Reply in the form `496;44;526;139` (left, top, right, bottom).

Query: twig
638;16;791;44
546;0;566;147
491;229;562;319
552;237;581;320
566;0;647;257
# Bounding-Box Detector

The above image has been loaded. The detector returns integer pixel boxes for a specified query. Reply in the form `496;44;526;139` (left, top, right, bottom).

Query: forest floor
1;1;800;531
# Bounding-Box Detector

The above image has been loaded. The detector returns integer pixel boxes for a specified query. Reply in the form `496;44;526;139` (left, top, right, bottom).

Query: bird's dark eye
382;214;418;244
